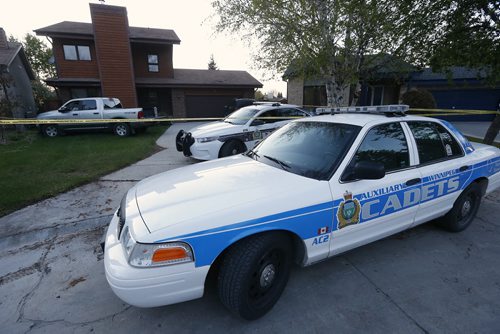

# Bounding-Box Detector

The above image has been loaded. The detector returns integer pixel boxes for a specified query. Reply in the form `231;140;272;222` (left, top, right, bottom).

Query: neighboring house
285;54;413;108
285;58;499;115
0;28;36;118
407;67;500;111
35;3;262;118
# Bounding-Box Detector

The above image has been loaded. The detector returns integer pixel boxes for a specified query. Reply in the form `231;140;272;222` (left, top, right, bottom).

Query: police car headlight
196;136;219;143
121;227;194;267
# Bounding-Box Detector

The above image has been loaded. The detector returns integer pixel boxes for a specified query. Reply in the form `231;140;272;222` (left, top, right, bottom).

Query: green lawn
0;125;168;217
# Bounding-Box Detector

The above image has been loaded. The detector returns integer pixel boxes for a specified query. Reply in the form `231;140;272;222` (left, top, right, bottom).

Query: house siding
90;4;137;107
287;78;304;106
52;38;99;79
132;43;174;78
7;55;36;117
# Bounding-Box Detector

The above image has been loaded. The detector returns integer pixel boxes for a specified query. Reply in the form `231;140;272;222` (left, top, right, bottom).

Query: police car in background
175;102;311;160
104;105;500;320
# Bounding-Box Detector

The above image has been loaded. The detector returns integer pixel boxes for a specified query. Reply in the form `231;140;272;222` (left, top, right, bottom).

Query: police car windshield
249;121;361;180
224;107;260;125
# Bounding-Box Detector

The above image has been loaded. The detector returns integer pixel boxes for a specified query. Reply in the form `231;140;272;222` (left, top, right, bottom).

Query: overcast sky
0;0;287;96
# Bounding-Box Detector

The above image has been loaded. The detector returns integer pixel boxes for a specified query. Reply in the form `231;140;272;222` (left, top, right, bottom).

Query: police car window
279;108;307;118
257;109;280;124
353;122;409;172
250;121;361;180
224;107;259;125
408;122;460;164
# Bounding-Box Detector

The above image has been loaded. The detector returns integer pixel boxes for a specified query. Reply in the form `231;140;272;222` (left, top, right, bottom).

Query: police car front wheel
217;232;293;320
219;140;246;158
438;182;482;232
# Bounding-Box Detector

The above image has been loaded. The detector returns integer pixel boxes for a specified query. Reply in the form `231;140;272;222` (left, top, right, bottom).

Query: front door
329;121;421;256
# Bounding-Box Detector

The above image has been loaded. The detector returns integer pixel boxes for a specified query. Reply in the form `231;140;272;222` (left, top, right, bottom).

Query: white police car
175;103;310;160
104;105;500;320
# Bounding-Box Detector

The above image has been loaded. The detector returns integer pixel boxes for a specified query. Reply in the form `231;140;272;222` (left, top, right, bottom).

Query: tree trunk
325;79;346;107
483;113;500;145
350;81;362;106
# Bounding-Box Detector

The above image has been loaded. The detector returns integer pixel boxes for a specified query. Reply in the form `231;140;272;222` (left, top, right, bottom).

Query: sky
0;0;287;96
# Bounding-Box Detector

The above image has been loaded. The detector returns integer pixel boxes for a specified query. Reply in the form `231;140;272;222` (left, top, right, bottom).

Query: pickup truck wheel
217;233;292;320
42;125;60;137
219;140;246;158
438;183;481;232
113;123;130;137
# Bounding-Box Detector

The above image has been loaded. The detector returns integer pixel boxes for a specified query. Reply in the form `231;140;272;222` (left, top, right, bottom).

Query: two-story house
34;3;262;118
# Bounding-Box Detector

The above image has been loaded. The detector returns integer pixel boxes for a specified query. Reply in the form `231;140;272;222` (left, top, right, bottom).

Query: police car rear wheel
439;183;481;232
219;140;246;158
217;233;292;320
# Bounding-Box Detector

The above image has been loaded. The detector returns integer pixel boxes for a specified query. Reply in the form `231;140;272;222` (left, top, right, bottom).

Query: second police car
175;102;311;160
103;105;500;320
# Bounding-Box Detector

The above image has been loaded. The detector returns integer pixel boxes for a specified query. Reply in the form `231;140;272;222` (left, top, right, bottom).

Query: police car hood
134;155;319;235
189;121;244;137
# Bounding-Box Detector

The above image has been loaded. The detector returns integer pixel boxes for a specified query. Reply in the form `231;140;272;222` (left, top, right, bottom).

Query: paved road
1;124;500;333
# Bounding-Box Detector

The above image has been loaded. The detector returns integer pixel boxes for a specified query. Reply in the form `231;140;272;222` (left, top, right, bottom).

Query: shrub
402;89;437;109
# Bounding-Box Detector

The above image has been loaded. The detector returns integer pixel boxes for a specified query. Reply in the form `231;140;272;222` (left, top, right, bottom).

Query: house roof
411;66;489;81
135;69;263;88
0;42;35;79
34;21;181;44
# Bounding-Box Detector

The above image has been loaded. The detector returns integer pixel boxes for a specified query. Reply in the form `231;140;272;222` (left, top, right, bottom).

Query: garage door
185;95;239;118
430;89;500;110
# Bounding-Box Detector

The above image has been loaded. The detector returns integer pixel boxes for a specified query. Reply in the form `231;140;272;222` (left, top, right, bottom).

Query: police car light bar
316;104;409;116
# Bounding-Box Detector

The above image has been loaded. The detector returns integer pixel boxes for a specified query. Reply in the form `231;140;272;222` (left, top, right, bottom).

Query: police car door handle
459;165;469;172
406;178;421;186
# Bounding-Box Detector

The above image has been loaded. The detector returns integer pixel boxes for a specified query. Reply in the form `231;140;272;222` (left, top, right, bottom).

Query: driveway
1;123;500;333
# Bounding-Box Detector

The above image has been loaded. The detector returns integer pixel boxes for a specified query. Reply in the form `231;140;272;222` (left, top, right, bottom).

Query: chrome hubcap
116;125;127;136
46;127;57;137
260;264;276;288
461;200;472;217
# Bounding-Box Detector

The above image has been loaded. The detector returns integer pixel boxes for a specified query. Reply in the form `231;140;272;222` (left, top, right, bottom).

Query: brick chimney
0;28;9;49
90;4;137;107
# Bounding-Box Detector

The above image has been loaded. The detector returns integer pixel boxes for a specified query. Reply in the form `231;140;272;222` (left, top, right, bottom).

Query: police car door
246;109;283;147
329;121;421;256
404;121;471;225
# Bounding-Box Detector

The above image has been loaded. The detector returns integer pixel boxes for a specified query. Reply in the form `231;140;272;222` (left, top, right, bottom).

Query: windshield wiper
263;155;290;170
224;119;234;124
247;149;260;159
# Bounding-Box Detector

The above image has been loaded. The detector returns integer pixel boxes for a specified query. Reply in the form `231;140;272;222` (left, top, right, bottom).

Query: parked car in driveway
37;97;154;137
103;104;500;320
175;102;311;160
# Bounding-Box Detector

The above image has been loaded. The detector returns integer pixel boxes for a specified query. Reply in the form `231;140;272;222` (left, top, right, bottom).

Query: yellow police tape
0;108;497;125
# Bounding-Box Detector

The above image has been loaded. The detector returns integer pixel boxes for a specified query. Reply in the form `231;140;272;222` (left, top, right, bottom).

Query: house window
148;54;159;72
63;45;91;61
368;86;384;105
303;86;327;106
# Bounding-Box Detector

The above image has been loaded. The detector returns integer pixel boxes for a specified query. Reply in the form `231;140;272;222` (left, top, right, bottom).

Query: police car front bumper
103;213;210;308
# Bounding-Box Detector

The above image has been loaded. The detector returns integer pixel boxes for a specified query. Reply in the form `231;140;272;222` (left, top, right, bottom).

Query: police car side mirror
58;106;69;113
350;161;385;180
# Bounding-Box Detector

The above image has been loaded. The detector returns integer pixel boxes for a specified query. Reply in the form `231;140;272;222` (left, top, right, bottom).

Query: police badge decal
337;191;361;229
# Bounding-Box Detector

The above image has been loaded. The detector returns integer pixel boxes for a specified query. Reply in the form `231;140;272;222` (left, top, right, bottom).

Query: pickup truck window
80;100;97;110
408;121;462;164
353;122;409;172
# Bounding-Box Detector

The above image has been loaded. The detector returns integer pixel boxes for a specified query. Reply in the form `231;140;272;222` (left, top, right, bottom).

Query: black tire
113;123;130;137
219;140;246;158
217;232;293;320
42;124;60;137
438;183;482;232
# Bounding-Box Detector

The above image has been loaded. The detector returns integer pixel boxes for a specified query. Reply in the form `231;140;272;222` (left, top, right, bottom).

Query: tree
392;1;500;144
9;34;56;113
212;0;404;107
255;89;264;100
208;54;219;70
